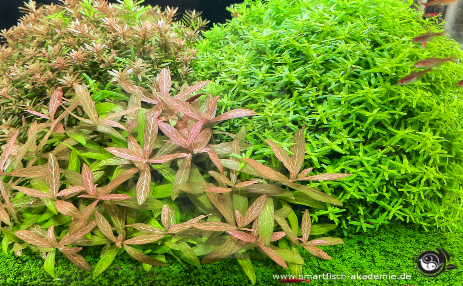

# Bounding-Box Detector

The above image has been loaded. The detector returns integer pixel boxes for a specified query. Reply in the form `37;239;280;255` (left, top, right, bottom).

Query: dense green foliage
191;0;463;232
0;219;461;285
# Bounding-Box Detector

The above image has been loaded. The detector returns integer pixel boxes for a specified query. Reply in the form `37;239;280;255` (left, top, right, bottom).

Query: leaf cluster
0;68;350;284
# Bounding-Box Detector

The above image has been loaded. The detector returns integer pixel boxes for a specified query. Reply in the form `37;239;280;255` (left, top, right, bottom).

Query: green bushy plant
0;0;209;142
0;68;352;284
191;0;463;232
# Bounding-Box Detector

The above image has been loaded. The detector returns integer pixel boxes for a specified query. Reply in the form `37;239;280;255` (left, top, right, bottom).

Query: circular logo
413;248;458;278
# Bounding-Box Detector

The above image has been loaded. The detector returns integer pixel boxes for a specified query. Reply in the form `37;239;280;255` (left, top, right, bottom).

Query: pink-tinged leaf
0;207;11;225
0;130;19;172
99;120;127;131
157;121;189;149
49;87;63;119
126;223;164;234
15;230;53;248
73;83;99;124
124;244;167;266
211;109;258;124
144;116;158;158
59;103;94;125
100;168;139;197
148;153;190;163
201;147;223;174
78;195;94;199
52;122;65;133
203;96;219;120
174;81;209;101
171;155;192;200
241;158;289;182
258;243;288;269
208;171;233;187
124;234;165;245
105;148;145;162
55;200;83;219
99;194;132;200
304;237;344;246
298;168;313;179
104;107;142;121
283;182;342;206
291;128;306;178
161;204;171;230
302;245;332;260
301;209;311;244
188;119;207;144
265;139;295;179
227;231;256;243
95;211;117;243
235;181;258;188
273;215;298;243
297;173;353;181
59;247;93;271
136;165;151;205
191;222;238;231
270;231;286;242
47;225;58;247
235;210;244;228
25;110;49;120
167;214;208;233
243;194;267;226
7;165;48;177
60;221;97;246
13;186;53;198
192;129;212;153
128;136;143;158
206;192;235;226
81;164;96;195
158;68;172;96
205;187;233;193
162;96;204;121
141;94;158;104
252;219;259;238
47;153;60;197
201;237;237;264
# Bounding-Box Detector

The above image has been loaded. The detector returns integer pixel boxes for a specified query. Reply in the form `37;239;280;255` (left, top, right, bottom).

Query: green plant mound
0;0;209;141
191;0;463;232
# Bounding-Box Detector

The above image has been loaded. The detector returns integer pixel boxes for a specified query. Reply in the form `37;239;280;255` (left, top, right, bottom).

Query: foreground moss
1;220;461;285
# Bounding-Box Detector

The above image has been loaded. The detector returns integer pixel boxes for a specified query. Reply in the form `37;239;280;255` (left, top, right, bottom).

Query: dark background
0;0;242;32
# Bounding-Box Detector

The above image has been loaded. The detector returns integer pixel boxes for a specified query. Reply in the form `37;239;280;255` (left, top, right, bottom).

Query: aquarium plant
0;67;351;284
0;0;209;142
191;0;463;232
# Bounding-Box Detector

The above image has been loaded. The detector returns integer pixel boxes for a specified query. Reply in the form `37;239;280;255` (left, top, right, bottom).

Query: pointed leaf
15;230;53;248
191;222;238;231
60;246;93;271
297;173;353;181
124;234;164;245
211;109;257;123
13;186;53;199
265;139;293;176
302;245;332;260
258;243;288;268
82;164;96;195
201;237;237;264
158;68;172;96
124;244;167;266
126;223;164;234
301;209;311;244
226;231;256;243
25;110;49;120
1;130;19;172
92;245;119;277
188;119;207;144
206;192;235;226
157;121;188;148
160;96;203;121
148;153;190;163
298;168;313;179
208;171;233;187
100;167;139;197
304;237;344;246
235;251;256;285
270;245;304;264
136;166;151;205
105;148;145;162
55;200;83;219
274;215;298;243
0;207;11;225
291;128;306;177
7;165;48;177
243;195;267;226
205;187;233;193
57;185;87;197
174;81;209;101
95;211;117;242
271;231;286;242
74;83;99;124
44;249;56;278
172;155;192;200
283;182;342;206
144;116;158;158
99;120;127;131
49;88;63;119
241;158;289;182
60;221;97;246
201;147;223;174
177;241;201;268
258;197;274;246
99;194;132;200
192;128;212;153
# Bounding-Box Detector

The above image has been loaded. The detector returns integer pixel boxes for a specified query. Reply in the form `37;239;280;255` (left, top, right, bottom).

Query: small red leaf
211;109;257;124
